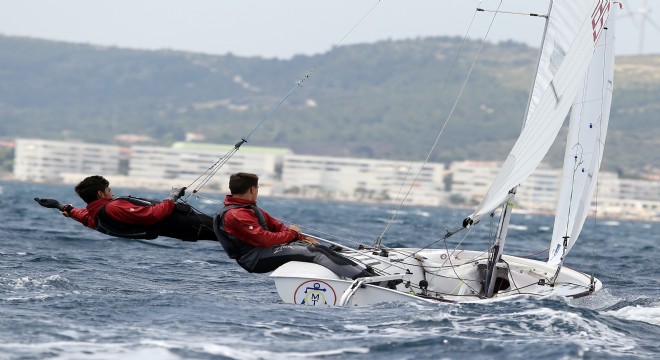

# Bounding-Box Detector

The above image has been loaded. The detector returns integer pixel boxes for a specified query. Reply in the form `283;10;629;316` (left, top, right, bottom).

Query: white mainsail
548;4;618;265
469;0;614;222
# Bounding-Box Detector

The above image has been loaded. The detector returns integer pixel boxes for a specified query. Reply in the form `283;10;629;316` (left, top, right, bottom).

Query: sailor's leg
158;204;217;241
248;242;372;279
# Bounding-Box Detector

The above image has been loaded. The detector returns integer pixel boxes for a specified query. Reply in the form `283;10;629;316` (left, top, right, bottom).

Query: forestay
548;4;618;265
469;0;614;222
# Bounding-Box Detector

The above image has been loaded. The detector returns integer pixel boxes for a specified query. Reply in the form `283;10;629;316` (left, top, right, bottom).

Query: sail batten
469;0;614;222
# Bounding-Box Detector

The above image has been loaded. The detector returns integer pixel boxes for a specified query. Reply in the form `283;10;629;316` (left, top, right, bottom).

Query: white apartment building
448;160;660;220
10;138;660;219
597;198;660;220
516;167;562;213
128;142;291;194
518;170;619;214
449;161;500;205
280;154;446;206
618;177;660;202
451;162;567;211
13;138;121;182
597;177;660;219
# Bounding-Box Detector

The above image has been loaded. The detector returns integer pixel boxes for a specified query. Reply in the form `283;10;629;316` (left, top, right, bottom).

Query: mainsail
548;4;618;265
468;0;614;222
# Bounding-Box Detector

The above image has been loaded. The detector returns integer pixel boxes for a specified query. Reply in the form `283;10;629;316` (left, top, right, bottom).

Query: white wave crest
0;341;180;360
142;338;369;360
4;274;71;289
604;304;660;326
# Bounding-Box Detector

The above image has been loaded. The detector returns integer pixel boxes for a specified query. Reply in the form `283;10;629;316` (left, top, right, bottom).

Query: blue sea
1;181;658;359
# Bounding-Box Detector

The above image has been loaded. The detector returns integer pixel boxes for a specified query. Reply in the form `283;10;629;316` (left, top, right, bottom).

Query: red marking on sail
592;0;611;42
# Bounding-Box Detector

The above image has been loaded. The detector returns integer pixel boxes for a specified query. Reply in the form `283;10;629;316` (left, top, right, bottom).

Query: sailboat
270;0;619;306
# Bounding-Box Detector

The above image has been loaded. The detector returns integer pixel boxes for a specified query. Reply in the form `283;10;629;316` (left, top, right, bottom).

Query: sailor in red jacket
214;172;374;279
35;175;216;241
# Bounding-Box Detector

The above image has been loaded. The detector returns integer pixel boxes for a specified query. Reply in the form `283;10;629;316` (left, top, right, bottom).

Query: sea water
1;181;658;359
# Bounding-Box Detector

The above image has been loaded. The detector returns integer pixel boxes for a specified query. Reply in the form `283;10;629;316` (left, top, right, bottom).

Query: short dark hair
75;175;109;204
229;172;259;195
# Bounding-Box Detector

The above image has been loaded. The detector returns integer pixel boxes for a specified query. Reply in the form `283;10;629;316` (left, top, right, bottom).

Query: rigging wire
372;1;510;280
515;247;549;259
375;0;503;247
422;212;499;296
553;22;613;285
184;0;385;199
182;1;531;297
551;77;588;281
374;0;488;249
588;23;615;287
476;7;548;18
557;28;595;262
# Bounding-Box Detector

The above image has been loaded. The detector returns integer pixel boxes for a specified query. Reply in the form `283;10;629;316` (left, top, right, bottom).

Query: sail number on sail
592;0;612;42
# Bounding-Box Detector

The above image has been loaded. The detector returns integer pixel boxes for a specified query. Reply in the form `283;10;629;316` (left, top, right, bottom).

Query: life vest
96;196;161;240
213;204;268;260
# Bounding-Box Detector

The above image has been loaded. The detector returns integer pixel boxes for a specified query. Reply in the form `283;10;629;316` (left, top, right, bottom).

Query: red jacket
222;195;299;247
68;197;176;229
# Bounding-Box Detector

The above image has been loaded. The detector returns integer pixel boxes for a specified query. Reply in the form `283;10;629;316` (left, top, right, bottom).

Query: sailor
35;175;217;241
214;172;374;279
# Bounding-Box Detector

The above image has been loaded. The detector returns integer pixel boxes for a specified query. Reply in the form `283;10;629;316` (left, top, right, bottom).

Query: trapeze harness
96;197;161;240
213;204;268;261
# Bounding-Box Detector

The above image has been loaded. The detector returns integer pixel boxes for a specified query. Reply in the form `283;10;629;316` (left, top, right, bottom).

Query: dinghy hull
270;248;601;306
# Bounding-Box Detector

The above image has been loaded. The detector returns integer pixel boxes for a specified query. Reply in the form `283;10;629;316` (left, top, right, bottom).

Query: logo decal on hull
294;280;337;306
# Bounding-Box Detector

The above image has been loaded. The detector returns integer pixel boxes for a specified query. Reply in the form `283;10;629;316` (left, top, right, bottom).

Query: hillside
0;35;658;174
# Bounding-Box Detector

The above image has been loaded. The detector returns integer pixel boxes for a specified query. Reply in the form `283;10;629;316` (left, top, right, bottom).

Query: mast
483;0;554;298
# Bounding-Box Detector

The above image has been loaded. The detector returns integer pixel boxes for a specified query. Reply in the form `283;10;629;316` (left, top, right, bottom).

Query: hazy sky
1;0;658;58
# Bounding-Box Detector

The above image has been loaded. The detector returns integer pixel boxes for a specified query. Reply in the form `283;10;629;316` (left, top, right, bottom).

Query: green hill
0;35;658;175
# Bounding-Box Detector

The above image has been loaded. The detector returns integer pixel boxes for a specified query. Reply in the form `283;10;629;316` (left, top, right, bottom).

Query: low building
280;154;446;206
448;161;500;206
13;138;121;183
516;166;562;213
127;142;291;195
10;138;660;219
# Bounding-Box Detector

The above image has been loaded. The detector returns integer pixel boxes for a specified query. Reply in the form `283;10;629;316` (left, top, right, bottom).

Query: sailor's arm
224;209;299;247
264;212;320;245
67;207;95;228
34;197;94;228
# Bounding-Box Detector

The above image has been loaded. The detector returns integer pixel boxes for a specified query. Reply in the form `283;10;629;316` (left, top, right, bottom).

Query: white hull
270;248;601;306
